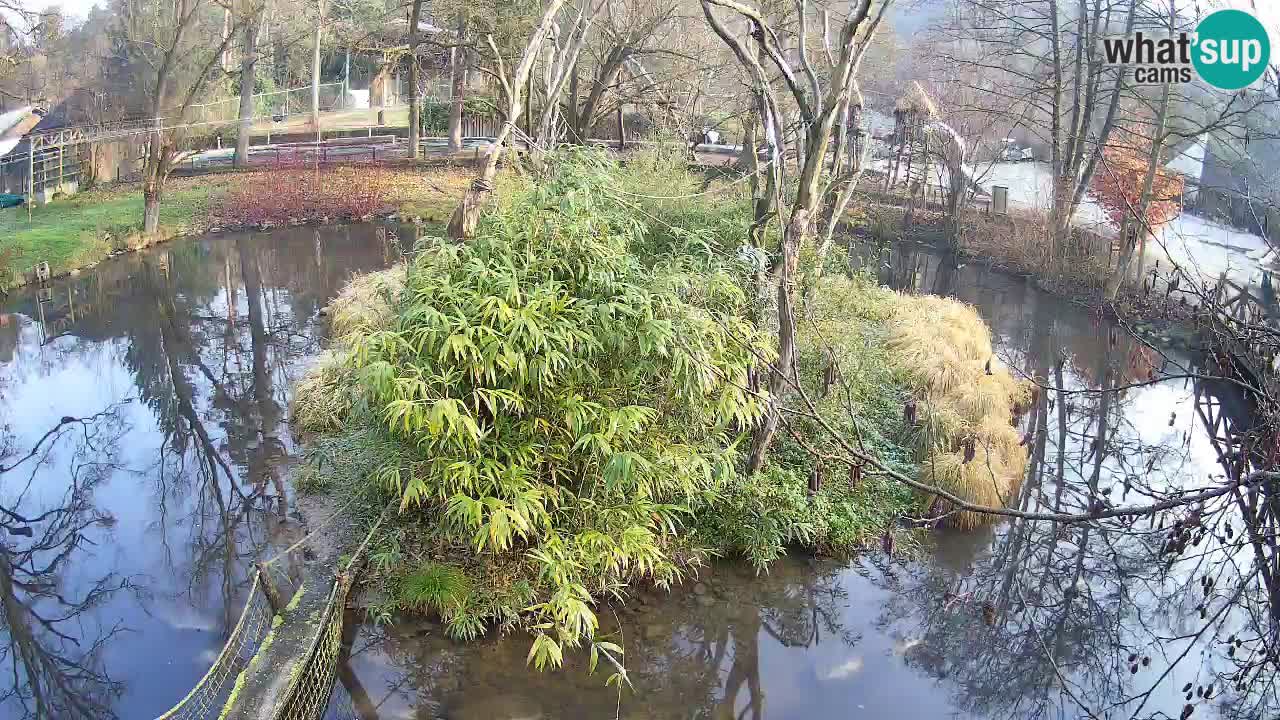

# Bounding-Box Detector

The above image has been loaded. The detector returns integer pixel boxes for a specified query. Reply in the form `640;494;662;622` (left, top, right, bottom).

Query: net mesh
269;574;354;720
155;573;275;720
154;502;385;720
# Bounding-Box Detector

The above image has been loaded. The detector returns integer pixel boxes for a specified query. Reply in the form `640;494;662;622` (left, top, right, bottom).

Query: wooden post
616;105;625;151
27;146;34;221
58;146;64;193
255;562;287;613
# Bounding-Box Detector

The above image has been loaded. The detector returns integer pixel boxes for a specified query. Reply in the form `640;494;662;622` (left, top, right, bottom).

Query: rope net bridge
154;504;389;720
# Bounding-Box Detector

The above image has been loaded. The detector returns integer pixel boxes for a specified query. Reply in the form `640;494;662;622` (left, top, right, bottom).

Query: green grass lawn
0;182;218;285
0;166;469;289
248;107;411;135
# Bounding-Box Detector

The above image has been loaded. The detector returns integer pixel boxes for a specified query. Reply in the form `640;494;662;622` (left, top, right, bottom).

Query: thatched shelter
892;81;940;146
894;81;940;118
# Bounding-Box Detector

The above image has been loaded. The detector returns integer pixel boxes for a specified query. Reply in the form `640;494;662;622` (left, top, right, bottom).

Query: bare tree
234;0;267;168
133;0;253;234
934;0;1138;254
309;0;326;141
407;0;426;159
532;0;600;151
562;0;682;142
701;0;889;472
447;11;468;152
0;1;35;73
446;0;569;240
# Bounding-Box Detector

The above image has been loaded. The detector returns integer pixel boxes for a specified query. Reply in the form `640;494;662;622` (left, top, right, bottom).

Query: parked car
999;141;1035;162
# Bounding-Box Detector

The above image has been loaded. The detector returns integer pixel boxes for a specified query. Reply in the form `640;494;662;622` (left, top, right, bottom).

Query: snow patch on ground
1157;213;1274;286
968;162;1276;288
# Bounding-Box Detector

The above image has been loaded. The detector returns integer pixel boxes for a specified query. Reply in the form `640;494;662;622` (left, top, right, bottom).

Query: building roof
0;106;45;159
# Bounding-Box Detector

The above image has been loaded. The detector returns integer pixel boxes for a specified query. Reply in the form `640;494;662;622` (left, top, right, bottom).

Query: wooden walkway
1208;271;1278;393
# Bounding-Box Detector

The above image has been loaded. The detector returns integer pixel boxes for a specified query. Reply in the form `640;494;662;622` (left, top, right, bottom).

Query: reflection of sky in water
0;225;401;719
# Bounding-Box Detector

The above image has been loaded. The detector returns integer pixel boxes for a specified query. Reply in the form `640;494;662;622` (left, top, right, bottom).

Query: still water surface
0;229;1262;719
0;225;403;719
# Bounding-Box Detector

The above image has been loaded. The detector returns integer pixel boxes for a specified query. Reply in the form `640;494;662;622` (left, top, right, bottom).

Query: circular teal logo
1193;9;1271;90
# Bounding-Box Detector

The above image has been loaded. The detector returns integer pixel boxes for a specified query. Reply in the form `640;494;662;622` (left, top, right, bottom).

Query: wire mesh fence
188;83;351;126
269;575;354;720
150;500;388;720
154;572;275;720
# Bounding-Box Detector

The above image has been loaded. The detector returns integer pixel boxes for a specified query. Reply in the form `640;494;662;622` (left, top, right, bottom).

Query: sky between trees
11;0;1280;53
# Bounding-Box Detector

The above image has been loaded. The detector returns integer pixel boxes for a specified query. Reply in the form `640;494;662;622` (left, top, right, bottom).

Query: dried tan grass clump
894;81;941;119
887;293;1033;529
328;266;406;340
292;351;360;431
292;266;405;431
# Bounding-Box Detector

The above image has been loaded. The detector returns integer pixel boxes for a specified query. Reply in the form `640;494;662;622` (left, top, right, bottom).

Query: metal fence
188;83;351;126
0;144;83;198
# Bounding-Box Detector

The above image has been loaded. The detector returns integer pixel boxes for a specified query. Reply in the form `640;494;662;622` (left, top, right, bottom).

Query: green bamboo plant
339;152;767;668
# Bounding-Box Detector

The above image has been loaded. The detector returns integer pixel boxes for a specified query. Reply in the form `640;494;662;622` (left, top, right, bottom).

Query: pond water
0;224;407;719
0;229;1269;720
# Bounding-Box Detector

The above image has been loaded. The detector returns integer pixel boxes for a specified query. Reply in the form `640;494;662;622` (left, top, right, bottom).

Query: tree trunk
143;176;163;235
234;14;259;168
813;142;871;284
747;212;804;474
446;0;568;240
222;8;233;71
531;4;596;153
310;0;325;141
407;0;424;159
572;47;627;141
408;59;420;157
447;13;467;152
143;117;167;235
738;118;756;169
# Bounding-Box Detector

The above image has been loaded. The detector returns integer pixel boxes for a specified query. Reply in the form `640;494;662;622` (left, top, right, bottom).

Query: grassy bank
0;165;471;290
291;149;1031;668
0;179;217;287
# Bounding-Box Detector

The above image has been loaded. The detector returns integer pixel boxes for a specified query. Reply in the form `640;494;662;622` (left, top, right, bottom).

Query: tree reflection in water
329;559;864;720
0;225;404;718
0;403;136;719
874;247;1280;720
